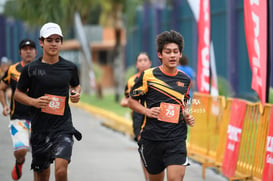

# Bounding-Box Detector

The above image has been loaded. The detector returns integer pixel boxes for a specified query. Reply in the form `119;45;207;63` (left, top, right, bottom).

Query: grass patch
80;93;131;118
269;88;273;104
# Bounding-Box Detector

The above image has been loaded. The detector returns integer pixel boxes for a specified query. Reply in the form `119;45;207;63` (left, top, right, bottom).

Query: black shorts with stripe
138;138;189;174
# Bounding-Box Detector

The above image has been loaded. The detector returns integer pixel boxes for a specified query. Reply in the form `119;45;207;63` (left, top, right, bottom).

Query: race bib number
41;94;66;116
158;102;180;124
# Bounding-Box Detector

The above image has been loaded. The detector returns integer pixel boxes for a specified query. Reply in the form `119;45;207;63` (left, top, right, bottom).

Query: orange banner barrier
262;105;273;181
188;93;211;158
201;98;233;179
251;105;271;180
222;99;247;177
215;98;233;166
187;93;226;177
187;93;272;181
228;102;260;180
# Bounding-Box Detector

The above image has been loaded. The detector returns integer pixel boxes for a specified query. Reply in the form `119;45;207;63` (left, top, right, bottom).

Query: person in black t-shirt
128;30;195;181
0;39;37;180
14;22;81;181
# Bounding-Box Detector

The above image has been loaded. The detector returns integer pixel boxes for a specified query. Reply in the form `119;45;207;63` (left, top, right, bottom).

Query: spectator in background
177;55;196;97
0;39;37;180
120;52;152;181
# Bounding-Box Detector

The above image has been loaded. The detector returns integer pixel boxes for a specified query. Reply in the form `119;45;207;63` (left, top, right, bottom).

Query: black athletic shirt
16;56;80;134
130;66;191;141
2;61;32;120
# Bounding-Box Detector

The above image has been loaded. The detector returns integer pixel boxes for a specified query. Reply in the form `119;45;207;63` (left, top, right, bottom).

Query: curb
72;102;134;138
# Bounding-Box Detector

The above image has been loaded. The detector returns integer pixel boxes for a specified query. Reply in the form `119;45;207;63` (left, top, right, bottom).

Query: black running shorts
30;133;74;172
138;138;189;174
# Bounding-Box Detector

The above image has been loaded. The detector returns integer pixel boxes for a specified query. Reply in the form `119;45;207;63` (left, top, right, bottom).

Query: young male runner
0;39;37;180
14;22;81;181
128;30;195;181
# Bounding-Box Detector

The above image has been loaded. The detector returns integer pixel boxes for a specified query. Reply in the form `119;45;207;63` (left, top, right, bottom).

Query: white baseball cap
40;22;63;38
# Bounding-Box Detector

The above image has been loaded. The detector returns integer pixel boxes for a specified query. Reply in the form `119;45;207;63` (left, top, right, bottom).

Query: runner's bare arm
0;81;10;116
120;96;129;107
14;88;50;108
183;106;195;127
128;97;160;118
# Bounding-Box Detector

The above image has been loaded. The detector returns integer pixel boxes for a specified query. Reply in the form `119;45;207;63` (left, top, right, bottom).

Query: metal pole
266;0;272;103
227;0;238;94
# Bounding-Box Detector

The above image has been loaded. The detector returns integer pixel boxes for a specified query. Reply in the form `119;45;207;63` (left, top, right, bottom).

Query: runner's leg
166;165;186;181
55;158;68;181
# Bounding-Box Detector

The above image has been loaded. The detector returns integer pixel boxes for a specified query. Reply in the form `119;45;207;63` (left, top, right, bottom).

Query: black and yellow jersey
124;72;146;140
2;61;32;120
124;73;140;98
130;66;191;141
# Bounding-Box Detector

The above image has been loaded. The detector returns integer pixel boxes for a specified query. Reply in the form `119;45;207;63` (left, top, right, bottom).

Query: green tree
3;0;144;38
4;0;100;36
4;0;142;29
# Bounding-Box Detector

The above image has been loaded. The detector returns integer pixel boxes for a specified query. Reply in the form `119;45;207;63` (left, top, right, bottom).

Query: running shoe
11;159;25;180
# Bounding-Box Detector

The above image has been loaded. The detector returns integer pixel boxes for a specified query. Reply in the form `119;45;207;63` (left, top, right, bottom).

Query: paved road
0;106;227;181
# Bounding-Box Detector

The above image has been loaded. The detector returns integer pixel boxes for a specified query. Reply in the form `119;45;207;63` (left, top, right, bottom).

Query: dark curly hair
156;30;184;54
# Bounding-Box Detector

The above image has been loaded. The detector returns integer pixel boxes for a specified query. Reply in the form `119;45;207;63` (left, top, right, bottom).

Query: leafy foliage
124;0;143;28
269;88;273;104
3;0;143;32
217;76;234;97
4;0;101;35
